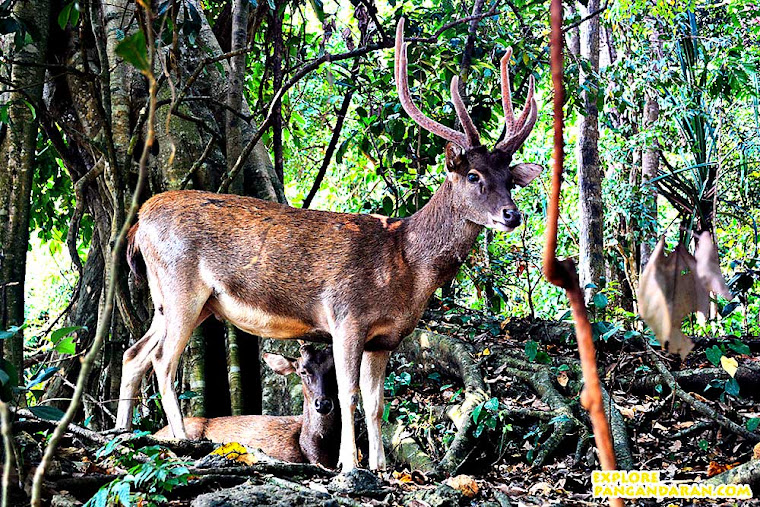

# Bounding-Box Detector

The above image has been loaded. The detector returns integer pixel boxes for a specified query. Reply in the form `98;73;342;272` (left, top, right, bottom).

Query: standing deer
116;18;541;473
154;344;340;467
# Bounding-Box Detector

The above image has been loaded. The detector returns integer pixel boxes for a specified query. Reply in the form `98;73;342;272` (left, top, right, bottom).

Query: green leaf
471;402;484;424
705;345;723;366
592;293;608;309
0;323;26;340
698;439;709;451
26;366;59;389
747;418;760;432
484;397;499;411
57;2;72;29
28;405;66;421
51;325;84;344
55;336;76;355
729;340;751;356
725;377;740;397
524;340;538;362
0;368;9;386
115;30;150;72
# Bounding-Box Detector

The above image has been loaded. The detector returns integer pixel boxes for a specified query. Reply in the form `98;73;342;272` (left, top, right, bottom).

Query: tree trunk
640;24;662;270
577;0;604;302
0;0;51;384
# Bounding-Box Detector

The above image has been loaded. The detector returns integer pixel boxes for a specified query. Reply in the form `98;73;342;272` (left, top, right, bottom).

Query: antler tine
395;18;469;149
497;76;537;153
496;68;537;153
500;48;515;139
450;76;481;147
513;75;536;134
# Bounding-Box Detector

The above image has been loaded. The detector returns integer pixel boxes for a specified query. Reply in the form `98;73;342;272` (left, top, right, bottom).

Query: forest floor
10;306;760;506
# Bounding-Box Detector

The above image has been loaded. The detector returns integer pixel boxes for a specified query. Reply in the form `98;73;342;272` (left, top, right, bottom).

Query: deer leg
332;322;366;473
115;315;164;430
360;349;391;471
151;302;209;439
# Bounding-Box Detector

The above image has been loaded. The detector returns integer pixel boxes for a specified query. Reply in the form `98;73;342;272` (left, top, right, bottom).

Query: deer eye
467;172;480;183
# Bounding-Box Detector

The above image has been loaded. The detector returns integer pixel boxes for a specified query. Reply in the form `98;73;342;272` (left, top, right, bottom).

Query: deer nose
314;398;333;415
502;209;522;228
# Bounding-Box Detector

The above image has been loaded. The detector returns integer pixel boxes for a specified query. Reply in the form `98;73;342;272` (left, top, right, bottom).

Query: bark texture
577;0;605;301
0;0;51;382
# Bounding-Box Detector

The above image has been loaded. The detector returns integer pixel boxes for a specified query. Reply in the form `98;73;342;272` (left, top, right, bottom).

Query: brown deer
116;18;541;473
154;344;340;467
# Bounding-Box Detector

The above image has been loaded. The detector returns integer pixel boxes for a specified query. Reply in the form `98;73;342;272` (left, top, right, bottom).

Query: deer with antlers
116;18;541;473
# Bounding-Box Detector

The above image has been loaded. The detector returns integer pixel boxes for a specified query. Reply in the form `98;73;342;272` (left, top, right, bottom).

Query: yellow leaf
211;442;258;465
482;348;491;356
721;356;739;378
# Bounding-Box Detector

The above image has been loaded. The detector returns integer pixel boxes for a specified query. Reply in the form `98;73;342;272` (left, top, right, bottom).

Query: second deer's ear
445;143;467;177
263;353;297;376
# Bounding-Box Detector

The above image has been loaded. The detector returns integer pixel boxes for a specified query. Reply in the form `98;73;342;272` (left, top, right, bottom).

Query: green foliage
86;440;190;507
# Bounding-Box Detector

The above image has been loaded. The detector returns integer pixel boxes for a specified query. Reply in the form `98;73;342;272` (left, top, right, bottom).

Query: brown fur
153;346;340;468
117;54;542;472
154;416;306;463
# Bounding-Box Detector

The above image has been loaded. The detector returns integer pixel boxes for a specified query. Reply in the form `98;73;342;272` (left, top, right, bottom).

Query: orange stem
544;1;622;506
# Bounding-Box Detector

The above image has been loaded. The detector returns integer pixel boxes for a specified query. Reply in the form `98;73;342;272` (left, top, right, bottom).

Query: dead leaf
445;475;479;498
721;356;739;377
638;235;732;359
707;461;735;477
528;481;554;495
211;442;258;465
754;443;760;460
694;232;733;300
556;371;569;387
392;471;414;484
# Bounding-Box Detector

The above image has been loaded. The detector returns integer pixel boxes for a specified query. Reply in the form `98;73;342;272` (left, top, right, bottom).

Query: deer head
263;344;338;416
395;18;543;232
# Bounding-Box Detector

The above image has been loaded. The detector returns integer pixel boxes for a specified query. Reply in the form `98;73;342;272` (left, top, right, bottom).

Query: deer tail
126;223;146;283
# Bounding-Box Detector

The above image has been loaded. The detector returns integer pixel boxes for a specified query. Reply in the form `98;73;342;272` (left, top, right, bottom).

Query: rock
192;481;339;507
328;468;389;497
405;484;464;507
51;491;82;507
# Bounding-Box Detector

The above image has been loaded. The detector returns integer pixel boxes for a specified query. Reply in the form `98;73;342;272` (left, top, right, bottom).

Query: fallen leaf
392;471;414;484
211;442;258;465
445;474;479;498
528;481;553;495
556;371;569;387
721;356;739;377
707;461;735;477
754;443;760;460
481;347;491;356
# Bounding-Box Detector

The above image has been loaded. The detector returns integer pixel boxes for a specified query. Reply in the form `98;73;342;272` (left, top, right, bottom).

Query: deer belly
207;295;313;339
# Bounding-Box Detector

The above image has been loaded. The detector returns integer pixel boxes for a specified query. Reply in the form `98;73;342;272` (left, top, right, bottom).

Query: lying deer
154;344;340;467
116;18;541;473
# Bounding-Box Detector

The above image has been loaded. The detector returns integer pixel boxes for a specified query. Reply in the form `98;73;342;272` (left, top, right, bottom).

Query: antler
395;18;480;149
495;48;537;153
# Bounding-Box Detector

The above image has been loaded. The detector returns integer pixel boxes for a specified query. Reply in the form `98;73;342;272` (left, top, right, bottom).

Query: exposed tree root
599;385;634;470
644;341;760;442
497;356;579;467
705;458;760;487
620;364;760;397
394;329;489;475
382;420;438;474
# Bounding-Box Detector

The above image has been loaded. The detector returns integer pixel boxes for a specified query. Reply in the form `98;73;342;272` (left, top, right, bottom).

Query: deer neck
403;178;483;292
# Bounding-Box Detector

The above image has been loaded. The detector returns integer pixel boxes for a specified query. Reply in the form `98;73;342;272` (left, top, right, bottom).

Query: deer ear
263;353;297;375
511;163;543;187
445;143;467;177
